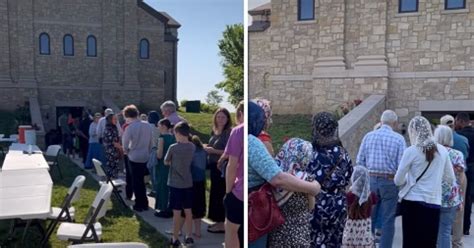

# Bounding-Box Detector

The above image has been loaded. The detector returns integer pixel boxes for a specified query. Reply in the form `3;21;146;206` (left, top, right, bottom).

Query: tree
206;90;223;107
216;24;243;106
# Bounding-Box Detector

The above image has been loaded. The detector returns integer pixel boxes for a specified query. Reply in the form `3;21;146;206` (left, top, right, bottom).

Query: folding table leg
21;220;32;244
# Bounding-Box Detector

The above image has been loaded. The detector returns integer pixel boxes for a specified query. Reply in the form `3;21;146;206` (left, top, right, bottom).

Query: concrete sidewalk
71;158;224;247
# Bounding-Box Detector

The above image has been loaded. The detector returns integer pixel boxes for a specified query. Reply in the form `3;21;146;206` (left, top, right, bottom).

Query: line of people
248;98;473;248
61;101;244;248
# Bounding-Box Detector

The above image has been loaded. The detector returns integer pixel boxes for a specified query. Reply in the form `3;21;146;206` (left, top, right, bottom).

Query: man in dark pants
78;111;92;164
122;105;153;212
456;112;474;235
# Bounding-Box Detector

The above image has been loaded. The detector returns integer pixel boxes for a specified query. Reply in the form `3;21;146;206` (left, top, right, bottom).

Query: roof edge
137;0;181;29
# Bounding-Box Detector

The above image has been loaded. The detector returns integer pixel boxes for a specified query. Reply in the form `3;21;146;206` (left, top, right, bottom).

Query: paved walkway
71;158;224;248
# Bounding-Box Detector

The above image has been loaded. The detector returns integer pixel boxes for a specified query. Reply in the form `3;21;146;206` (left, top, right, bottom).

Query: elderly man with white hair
356;110;407;248
160;100;184;126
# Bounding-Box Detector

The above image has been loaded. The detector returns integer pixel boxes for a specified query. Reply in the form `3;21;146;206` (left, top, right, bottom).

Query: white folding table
0;168;53;220
2;144;48;171
0;168;53;245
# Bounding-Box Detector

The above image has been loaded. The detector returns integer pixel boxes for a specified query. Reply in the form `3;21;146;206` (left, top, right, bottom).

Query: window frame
399;0;419;13
139;38;150;59
63;34;74;56
445;0;466;10
39;33;50;55
297;0;315;21
86;35;97;57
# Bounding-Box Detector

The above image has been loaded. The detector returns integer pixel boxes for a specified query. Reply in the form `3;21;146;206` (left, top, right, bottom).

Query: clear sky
145;0;243;112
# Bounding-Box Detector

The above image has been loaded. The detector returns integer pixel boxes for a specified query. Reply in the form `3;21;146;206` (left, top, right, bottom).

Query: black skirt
181;180;206;219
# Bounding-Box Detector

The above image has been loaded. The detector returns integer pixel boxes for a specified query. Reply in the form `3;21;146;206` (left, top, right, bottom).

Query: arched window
87;35;97;57
139;39;149;59
63;34;74;56
39;33;50;55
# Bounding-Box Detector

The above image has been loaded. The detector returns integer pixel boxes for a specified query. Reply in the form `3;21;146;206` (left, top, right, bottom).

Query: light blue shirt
248;135;282;188
356;125;407;174
453;131;469;163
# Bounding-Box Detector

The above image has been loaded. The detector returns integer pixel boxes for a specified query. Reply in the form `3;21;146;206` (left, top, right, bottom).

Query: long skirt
84;142;104;169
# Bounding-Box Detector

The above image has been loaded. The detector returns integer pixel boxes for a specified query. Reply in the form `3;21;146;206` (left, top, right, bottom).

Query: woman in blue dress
307;112;353;248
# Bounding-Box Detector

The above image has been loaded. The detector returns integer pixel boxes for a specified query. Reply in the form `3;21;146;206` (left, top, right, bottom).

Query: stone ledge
391;70;474;78
441;8;469;14
339;95;386;138
419;100;474;112
394;12;421;17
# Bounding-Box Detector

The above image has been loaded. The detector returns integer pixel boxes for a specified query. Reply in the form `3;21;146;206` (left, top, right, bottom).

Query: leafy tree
216;24;243;106
206;90;223;107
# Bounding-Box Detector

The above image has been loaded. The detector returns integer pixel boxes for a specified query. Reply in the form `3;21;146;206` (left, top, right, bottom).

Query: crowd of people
249;97;474;248
55;100;244;248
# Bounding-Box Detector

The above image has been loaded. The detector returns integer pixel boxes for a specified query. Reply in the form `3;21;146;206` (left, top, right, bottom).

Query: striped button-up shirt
356;125;407;174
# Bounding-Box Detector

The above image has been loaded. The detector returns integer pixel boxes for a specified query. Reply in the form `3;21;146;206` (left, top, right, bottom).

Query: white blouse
394;143;455;206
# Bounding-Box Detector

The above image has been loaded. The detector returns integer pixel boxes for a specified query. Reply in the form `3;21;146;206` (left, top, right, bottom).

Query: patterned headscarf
408;116;436;152
273;138;313;206
248;101;265;136
312;112;340;148
252;98;272;129
349;166;371;206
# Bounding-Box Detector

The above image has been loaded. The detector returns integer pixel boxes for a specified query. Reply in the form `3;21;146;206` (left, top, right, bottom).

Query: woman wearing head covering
342;166;377;248
434;125;465;248
248;101;320;248
252;98;274;156
267;138;316;247
306;112;353;248
394;116;455;247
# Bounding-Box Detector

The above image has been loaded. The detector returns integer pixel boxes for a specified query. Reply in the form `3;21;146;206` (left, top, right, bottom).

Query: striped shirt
356;125;407;174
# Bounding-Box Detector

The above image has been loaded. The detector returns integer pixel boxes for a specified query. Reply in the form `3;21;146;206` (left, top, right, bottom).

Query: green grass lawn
0;156;168;248
268;114;313;152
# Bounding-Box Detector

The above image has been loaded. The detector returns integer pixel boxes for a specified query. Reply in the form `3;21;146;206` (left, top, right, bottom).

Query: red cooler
18;125;33;144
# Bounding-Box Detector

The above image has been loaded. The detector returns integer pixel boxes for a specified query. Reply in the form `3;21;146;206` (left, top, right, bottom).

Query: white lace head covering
408;116;436;152
349;166;370;206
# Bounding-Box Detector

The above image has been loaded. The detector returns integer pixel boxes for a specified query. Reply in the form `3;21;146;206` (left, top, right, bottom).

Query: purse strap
402;160;432;199
321;148;345;187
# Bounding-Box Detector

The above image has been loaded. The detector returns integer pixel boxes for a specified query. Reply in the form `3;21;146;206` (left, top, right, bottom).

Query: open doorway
55;107;84;129
421;111;474;125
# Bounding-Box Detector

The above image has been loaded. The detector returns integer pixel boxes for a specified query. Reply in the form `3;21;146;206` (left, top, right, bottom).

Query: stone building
249;0;474;125
0;0;179;132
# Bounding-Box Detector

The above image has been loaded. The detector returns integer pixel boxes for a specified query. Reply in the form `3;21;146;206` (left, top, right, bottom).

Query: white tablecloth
0;138;17;143
2;144;48;171
0;169;52;220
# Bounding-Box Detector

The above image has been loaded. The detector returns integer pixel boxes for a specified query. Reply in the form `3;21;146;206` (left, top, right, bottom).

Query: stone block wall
386;0;474;72
339;95;386;162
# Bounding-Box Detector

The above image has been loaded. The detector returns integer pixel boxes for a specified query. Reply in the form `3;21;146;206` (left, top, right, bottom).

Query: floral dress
442;147;465;208
103;124;120;178
307;145;353;248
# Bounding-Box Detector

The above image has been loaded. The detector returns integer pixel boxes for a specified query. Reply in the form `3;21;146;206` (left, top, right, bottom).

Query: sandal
207;226;225;233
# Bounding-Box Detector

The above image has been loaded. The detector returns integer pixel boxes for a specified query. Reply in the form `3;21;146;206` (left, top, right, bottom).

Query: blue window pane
87;36;97;57
64;35;74;56
400;0;418;12
39;33;50;55
140;39;149;59
446;0;465;9
298;0;314;20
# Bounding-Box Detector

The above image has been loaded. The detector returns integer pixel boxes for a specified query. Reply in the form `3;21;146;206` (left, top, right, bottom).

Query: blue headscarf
248;101;265;136
148;111;161;127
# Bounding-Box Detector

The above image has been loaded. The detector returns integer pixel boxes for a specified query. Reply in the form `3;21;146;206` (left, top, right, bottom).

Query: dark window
63;34;74;56
298;0;315;20
139;39;149;59
87;35;97;57
445;0;466;9
399;0;418;13
39;33;50;55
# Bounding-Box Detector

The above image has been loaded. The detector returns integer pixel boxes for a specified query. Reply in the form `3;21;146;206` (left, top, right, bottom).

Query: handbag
248;183;285;242
396;160;432;216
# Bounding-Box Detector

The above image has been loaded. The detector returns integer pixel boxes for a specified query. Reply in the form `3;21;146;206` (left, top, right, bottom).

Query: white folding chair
45;145;63;179
56;183;113;244
92;159;127;207
67;242;149;248
41;176;86;247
